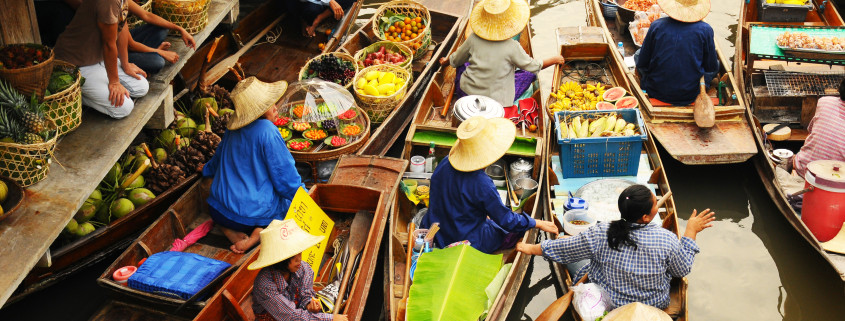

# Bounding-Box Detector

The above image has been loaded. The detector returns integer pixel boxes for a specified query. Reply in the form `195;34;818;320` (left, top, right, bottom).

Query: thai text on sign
285;187;334;279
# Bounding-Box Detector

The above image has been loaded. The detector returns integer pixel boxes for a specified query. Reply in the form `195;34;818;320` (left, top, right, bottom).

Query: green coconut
175;110;186;121
75;222;96;237
120;174;145;189
110;198;135;219
0;180;7;203
121;154;136;171
196;124;206;132
157;129;177;150
176;117;197;138
74;201;97;223
218;108;235;116
133;154;150;174
153;148;167;163
192;97;218;119
94;200;112;223
128;188;156;207
64;218;79;236
104;163;122;185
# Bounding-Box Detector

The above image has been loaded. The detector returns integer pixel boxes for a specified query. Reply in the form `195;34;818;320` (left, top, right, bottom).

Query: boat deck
0;0;240;307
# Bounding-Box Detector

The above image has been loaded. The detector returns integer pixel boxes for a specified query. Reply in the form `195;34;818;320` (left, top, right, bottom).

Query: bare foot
305;25;317;38
231;228;263;254
221;227;248;253
157;41;172;51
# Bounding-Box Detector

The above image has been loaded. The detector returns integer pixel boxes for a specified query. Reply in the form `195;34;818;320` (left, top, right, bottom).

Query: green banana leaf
406;245;502;321
479;263;513;320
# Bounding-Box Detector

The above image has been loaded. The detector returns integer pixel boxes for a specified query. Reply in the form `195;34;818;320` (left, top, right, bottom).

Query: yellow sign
285;187;334;279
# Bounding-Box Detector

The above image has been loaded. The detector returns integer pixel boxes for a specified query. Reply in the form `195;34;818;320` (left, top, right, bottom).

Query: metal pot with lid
509;158;533;180
801;160;845;244
453;95;505;124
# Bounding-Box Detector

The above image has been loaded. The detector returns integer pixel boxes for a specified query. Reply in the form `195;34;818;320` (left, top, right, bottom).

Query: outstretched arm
128;0;196;49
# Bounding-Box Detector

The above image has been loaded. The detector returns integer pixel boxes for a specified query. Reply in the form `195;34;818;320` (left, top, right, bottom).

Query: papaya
364;71;379;81
377;83;395;96
363;85;379;96
379;71;395;84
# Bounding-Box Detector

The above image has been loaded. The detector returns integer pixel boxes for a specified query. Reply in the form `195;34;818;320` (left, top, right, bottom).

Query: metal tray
778;45;845;60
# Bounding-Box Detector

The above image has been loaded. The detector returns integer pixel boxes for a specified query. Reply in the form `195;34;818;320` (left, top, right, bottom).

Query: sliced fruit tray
281;107;369;155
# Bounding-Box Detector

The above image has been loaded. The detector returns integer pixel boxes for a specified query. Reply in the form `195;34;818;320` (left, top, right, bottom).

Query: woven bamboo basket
153;0;210;35
0;121;58;187
287;106;371;162
352;64;411;123
372;0;432;60
43;60;82;137
298;52;358;90
0;44;55;101
353;41;413;71
126;0;153;30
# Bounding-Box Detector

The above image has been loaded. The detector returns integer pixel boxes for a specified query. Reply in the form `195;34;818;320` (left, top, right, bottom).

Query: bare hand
332;315;348;321
157;49;179;64
329;0;344;20
123;62;147;80
180;29;196;49
515;242;542;256
684;208;715;240
552;55;566;65
535;220;559;235
108;82;130;107
307;298;321;313
439;56;449;66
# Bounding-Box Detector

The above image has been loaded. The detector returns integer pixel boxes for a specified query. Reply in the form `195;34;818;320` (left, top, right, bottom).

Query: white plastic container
562;209;597;236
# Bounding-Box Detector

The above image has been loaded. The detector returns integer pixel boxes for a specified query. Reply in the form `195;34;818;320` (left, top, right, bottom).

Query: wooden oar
535;274;589;321
655;191;673;209
396;222;416;321
693;76;715;128
332;210;373;314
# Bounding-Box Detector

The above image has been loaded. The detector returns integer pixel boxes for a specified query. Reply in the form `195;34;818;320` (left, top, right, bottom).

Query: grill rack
764;71;845;96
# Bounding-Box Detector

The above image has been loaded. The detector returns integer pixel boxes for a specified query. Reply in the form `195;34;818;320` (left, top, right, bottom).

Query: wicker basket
43;60;82;137
352;64;411;123
0;121;58;187
126;0;153;30
0;44;55;101
372;0;432;60
354;41;413;71
289;107;371;162
153;0;210;35
298;52;358;90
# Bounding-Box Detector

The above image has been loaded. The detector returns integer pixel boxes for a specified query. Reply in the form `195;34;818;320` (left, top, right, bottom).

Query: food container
514;177;538;200
758;0;813;23
563;209;596;236
801;160;845;242
410;156;425;173
510;158;533;181
486;161;506;187
113;265;137;285
452;95;504;125
564;194;589;211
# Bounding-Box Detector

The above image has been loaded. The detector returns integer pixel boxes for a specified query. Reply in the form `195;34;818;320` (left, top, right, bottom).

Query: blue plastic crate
554;109;647;178
128;251;231;300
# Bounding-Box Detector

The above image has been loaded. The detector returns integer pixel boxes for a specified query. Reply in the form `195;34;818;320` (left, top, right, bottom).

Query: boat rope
253;25;284;47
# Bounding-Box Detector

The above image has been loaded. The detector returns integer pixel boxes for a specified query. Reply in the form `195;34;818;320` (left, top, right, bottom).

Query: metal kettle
452;95;504;123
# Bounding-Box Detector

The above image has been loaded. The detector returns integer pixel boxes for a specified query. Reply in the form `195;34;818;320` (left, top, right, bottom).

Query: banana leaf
406;245;503;321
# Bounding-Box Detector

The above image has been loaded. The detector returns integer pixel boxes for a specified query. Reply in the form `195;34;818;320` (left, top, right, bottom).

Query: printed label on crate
285;187;334;279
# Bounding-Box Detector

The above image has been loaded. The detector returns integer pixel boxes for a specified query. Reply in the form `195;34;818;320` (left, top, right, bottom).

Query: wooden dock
0;0;240;307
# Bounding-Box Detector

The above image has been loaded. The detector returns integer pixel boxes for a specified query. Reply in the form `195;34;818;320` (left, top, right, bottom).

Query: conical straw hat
603;302;673;321
657;0;711;23
449;116;516;172
228;76;289;130
247;219;325;270
469;0;530;41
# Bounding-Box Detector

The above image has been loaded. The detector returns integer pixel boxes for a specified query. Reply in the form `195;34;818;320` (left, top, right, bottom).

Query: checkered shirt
794;96;845;178
252;262;332;321
541;222;699;309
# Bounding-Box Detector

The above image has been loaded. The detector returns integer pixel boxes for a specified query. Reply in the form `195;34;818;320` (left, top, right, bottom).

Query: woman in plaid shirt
516;185;715;309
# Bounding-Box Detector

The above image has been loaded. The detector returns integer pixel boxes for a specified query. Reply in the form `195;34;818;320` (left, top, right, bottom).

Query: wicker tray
777;45;845;60
287;106;371;162
354;41;413;71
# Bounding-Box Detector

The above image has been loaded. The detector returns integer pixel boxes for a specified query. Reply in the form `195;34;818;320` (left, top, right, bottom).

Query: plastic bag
572;282;613;321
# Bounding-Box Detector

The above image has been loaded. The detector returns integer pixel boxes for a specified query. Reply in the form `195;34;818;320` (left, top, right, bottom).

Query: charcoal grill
764;71;845;96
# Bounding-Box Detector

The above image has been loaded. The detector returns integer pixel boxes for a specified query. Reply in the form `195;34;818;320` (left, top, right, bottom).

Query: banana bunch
561;113;639;139
549;81;607;113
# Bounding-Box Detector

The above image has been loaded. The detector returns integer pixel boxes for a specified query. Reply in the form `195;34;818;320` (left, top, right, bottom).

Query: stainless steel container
452;95;504;124
509;158;533;180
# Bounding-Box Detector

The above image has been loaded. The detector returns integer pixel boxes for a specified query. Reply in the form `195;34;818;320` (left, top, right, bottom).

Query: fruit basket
298;52;358;89
153;0;211;35
0;43;55;100
126;0;153;30
43;60;82;137
0;176;25;223
0;120;58;187
372;0;432;59
554;109;647;178
354;41;413;71
352;64;411;123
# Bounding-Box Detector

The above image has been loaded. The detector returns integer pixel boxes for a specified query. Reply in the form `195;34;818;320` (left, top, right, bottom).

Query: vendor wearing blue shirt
202;77;305;254
635;0;717;106
289;0;356;38
421;116;558;254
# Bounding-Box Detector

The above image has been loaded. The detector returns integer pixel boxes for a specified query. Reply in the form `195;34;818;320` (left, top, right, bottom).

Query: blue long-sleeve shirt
636;18;718;106
202;119;305;227
421;156;536;254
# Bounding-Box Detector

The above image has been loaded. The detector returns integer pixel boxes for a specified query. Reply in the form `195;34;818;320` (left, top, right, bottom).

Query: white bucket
563;209;597;236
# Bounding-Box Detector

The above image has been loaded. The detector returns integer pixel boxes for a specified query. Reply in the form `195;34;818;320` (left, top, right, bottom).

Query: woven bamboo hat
248;219;325;270
602;302;672;321
469;0;530;41
449;116;516;172
228;76;288;130
658;0;711;23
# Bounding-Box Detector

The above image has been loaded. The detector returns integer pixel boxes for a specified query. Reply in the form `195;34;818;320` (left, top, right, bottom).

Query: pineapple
0;108;22;143
20;132;44;144
0;79;53;144
18;94;46;133
0;80;26;109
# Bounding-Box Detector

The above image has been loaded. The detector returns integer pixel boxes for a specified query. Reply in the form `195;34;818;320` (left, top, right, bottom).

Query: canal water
2;1;844;320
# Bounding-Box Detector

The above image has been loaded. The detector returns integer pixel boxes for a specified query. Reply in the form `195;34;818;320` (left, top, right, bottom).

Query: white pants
79;60;149;119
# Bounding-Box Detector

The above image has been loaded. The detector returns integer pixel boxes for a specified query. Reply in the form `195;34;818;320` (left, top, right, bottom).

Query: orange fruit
405;29;412;36
398;21;405;28
412;26;418;33
528;124;538;132
404;18;411;24
414;17;421;23
325;29;332;36
411;33;417;38
389;26;396;32
394;22;401;27
403;36;410;41
318;43;325;50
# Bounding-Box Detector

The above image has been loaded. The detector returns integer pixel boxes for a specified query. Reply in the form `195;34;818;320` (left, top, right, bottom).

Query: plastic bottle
425;142;437;173
617;42;625;57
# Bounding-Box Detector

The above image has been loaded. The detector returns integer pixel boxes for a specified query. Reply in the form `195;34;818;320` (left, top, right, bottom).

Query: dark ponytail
607;185;654;251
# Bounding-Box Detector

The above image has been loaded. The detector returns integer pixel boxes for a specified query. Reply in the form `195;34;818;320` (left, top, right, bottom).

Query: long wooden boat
385;23;548;321
586;0;757;165
541;40;687;320
191;156;407;321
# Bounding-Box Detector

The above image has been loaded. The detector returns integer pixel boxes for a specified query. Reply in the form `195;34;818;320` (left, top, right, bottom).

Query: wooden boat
541;41;687;320
586;0;757;165
191;155;407;321
385;23;548;321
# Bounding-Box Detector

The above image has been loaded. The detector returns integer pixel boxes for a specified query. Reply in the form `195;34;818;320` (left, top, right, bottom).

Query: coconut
64;218;79;236
121;174;145;189
128;188;156;206
74;201;98;222
75;222;96;237
95;200;112;223
175;110;186;121
176;117;197;138
192;97;218;119
121;154;136;172
133;154;150;174
218;108;235;116
153;148;167;163
104;163;122;185
0;180;7;203
197;124;206;132
110;198;135;219
157;129;177;150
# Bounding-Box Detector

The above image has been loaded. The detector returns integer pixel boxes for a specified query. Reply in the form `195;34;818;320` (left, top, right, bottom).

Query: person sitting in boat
202;77;305;254
515;185;715;309
634;0;718;106
420;116;559;254
289;0;356;38
249;219;348;321
792;79;845;178
54;0;149;119
437;0;566;108
124;0;197;74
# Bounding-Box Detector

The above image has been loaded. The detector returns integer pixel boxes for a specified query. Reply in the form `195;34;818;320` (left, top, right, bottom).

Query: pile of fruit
622;0;658;11
326;136;347;147
290;122;312;131
274;116;291;127
355;70;405;97
0;80;56;144
361;45;408;67
777;31;845;51
766;0;808;4
340;123;362;136
549;81;607;112
288;139;312;151
301;54;356;86
379;13;427;51
560;113;640;139
0;45;51;70
337;108;357;120
303;128;328;140
278;127;292;140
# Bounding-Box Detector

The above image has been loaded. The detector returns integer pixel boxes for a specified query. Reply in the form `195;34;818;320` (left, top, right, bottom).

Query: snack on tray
777;31;845;51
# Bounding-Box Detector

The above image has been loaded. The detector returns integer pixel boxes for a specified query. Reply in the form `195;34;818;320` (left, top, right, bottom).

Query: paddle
332;210;374;314
693;76;715;128
535;274;589;321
